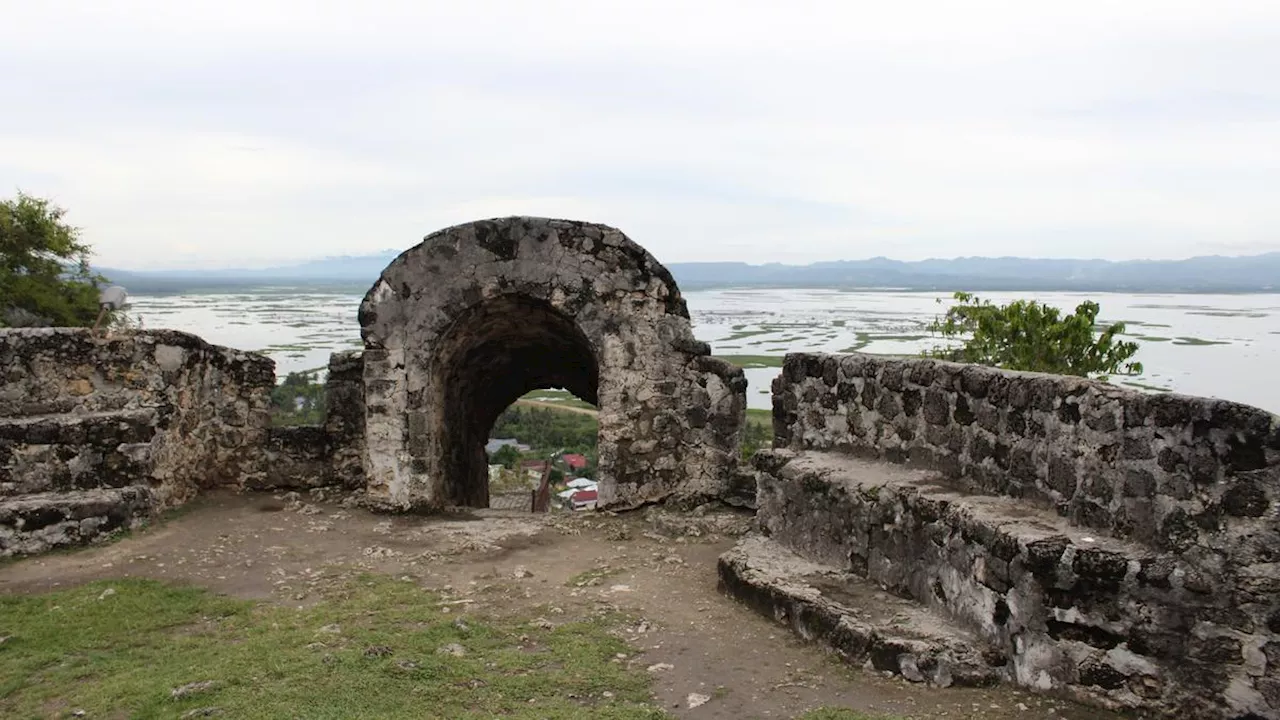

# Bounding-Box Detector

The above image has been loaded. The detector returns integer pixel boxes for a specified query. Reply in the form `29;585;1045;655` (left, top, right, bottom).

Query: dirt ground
0;490;1126;720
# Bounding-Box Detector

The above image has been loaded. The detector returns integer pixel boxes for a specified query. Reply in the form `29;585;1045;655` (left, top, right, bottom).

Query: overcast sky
2;1;1278;270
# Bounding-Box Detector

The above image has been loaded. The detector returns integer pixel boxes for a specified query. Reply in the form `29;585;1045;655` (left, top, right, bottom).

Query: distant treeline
490;406;597;455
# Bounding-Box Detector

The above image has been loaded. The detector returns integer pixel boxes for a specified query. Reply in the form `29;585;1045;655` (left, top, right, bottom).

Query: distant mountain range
100;251;1280;294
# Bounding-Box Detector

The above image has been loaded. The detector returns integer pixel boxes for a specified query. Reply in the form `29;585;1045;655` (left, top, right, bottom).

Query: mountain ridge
99;251;1280;294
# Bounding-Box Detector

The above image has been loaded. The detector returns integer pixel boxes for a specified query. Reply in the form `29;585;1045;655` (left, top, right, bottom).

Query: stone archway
357;217;746;511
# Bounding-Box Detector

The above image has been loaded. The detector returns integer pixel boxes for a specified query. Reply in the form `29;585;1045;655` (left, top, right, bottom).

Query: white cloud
1;0;1278;268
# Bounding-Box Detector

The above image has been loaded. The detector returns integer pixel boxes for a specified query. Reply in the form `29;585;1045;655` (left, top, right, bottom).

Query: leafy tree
491;444;521;469
926;291;1142;379
270;371;327;426
0;192;105;327
489;405;598;455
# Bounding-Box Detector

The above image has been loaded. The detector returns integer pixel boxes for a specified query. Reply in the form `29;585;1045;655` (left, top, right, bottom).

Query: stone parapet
771;353;1280;552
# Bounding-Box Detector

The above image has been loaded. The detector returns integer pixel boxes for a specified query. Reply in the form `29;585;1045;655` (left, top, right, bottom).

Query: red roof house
561;453;588;470
569;489;598;509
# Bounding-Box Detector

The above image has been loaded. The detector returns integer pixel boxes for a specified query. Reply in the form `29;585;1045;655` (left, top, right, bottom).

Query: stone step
718;534;1006;688
752;448;1279;720
0;410;158;497
0;486;154;557
0;409;158;445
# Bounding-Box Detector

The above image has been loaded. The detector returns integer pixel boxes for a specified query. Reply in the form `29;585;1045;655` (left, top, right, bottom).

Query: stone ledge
0;409;158;445
718;534;1005;688
754;448;1280;719
0;486;154;557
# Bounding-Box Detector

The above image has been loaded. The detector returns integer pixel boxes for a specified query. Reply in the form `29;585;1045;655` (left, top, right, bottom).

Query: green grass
839;332;874;353
0;576;666;719
565;567;623;587
723;328;773;342
745;408;772;429
520;389;599;411
1172;337;1230;346
714;354;785;369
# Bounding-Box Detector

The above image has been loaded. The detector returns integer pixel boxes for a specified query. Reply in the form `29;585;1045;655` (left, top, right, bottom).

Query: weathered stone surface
750;351;1280;720
324;351;365;490
0;329;273;556
357;217;745;511
746;449;1280;718
0;487;153;556
0;328;274;507
772;352;1280;554
257;426;330;490
718;535;1005;688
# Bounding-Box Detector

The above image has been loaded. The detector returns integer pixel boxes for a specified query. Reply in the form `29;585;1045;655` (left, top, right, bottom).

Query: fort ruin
2;217;1278;719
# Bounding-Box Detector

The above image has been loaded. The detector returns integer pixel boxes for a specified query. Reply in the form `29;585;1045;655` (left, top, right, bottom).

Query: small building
520;459;548;480
486;438;530;455
569;489;598;511
561;453;588;472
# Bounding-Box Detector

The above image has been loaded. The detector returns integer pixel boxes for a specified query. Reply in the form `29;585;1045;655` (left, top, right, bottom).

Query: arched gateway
357;217;747;511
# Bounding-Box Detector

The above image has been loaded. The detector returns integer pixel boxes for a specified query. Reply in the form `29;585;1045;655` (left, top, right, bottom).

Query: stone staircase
720;353;1280;720
0;410;158;556
1;328;277;558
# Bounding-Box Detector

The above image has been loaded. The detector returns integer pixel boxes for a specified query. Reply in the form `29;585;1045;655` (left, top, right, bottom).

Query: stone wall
1;328;275;506
252;351;366;491
1;329;274;556
761;352;1280;718
772;353;1280;552
324;350;365;489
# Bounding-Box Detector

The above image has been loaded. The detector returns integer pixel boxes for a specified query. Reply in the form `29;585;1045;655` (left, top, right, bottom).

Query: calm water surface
128;289;1280;414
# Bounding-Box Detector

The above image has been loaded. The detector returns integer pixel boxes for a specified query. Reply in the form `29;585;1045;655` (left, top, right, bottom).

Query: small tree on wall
926;291;1143;380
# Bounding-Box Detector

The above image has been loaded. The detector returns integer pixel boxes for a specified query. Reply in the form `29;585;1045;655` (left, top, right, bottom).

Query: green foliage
490;405;598;455
741;409;773;461
491;443;522;469
926;292;1143;379
0;192;106;327
270;371;326;426
0;576;668;718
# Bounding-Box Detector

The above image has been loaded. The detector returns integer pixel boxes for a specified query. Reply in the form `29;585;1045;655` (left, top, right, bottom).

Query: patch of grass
745;408;772;429
723;329;772;342
1172;337;1230;346
1135;336;1172;342
839;332;874;353
714;355;785;369
565;567;623;588
0;576;667;719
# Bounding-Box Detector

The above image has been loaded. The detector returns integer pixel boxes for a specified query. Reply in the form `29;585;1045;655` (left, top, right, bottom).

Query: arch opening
427;295;600;508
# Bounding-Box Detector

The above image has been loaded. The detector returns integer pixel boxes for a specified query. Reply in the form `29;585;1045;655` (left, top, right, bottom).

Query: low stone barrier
727;352;1280;719
0;329;274;555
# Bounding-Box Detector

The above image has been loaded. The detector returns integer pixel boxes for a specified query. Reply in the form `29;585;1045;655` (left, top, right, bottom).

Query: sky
1;1;1278;270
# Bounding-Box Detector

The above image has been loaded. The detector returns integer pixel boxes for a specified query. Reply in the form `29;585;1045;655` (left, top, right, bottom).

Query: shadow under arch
429;295;599;507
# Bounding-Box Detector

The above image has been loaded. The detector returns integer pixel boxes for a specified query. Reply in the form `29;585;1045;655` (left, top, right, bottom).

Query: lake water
127;289;1280;415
